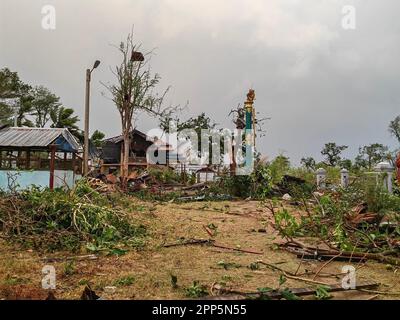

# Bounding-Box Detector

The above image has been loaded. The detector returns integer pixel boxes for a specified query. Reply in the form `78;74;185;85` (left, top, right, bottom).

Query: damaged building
0;126;82;190
100;129;174;174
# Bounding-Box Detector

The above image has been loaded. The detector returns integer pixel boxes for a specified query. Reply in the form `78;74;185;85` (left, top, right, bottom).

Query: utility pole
83;60;100;176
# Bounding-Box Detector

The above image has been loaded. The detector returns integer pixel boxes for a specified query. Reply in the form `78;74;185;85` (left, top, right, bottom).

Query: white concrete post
375;161;395;194
316;168;327;190
340;168;349;188
387;171;394;194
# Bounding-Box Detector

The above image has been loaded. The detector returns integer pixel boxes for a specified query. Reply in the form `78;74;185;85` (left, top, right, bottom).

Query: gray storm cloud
1;0;399;164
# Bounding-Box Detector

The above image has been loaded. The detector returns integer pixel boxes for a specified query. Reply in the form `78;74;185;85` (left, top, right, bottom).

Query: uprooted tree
103;32;177;189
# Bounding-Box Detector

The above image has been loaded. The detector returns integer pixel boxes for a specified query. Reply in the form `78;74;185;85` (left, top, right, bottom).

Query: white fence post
375;161;394;194
316;168;327;190
340;168;349;188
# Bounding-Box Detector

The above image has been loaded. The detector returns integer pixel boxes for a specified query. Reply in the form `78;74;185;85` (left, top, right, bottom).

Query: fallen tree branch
163;239;212;248
359;289;400;296
212;243;263;255
281;241;400;266
203;281;379;300
163;238;263;254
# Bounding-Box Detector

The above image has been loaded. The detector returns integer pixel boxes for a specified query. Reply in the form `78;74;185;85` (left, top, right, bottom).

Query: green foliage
184;281;208;298
278;274;287;286
339;159;353;171
321;142;348;166
63;261;76;276
315;285;332;300
355;144;389;170
389;115;400;143
281;288;301;300
30;86;60;128
0;180;147;252
90;130;106;148
269;155;290;184
113;275;135;287
215;161;273;199
0;68;82;130
217;174;252;198
0;68;32;125
250;162;273;199
256;287;273;300
364;183;400;214
288;167;315;185
3;275;29;286
217;260;242;270
273;208;302;238
50;106;80;138
300;157;316;171
272;175;400;253
0;68;29;99
148;167;182;184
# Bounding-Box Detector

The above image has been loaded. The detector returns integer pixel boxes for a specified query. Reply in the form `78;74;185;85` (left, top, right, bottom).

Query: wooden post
100;159;105;174
49;145;56;190
72;152;76;172
26;150;31;170
64;152;67;170
230;143;236;176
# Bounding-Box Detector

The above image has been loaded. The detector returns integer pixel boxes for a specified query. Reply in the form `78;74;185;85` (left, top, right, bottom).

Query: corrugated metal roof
105;129;173;150
0;127;81;152
105;129;148;144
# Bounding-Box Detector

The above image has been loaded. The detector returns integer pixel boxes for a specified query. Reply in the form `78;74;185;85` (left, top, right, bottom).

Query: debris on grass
0;180;147;253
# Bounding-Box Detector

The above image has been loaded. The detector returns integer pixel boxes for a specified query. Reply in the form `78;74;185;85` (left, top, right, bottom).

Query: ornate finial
246;89;255;104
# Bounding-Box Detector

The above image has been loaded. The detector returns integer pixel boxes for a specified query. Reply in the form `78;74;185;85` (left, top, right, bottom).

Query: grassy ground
0;199;399;300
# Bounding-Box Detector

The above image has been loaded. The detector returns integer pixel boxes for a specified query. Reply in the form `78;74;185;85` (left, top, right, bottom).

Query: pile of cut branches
0;180;146;252
267;183;400;263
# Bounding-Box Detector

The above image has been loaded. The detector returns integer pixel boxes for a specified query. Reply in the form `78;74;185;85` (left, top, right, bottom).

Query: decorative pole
244;89;256;172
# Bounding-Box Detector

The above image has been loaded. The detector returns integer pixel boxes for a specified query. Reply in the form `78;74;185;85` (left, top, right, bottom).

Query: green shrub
184;281;208;298
0;180;146;252
211;162;273;199
148;167;182;184
269;155;290;184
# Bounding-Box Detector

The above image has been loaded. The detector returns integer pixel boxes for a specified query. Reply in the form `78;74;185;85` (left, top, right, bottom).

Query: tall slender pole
83;69;91;176
49;144;56;190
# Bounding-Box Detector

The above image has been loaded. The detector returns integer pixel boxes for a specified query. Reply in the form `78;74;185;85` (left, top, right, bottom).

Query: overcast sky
1;0;399;164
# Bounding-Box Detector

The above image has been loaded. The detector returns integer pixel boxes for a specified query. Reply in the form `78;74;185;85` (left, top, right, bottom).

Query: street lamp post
83;60;100;176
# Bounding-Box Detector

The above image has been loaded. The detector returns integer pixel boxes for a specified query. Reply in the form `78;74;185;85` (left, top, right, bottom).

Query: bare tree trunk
121;130;130;190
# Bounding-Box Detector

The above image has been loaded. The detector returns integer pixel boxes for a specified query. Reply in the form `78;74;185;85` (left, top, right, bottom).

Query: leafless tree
103;32;177;188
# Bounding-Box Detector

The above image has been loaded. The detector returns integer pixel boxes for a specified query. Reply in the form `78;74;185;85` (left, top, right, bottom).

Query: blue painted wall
0;170;81;191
